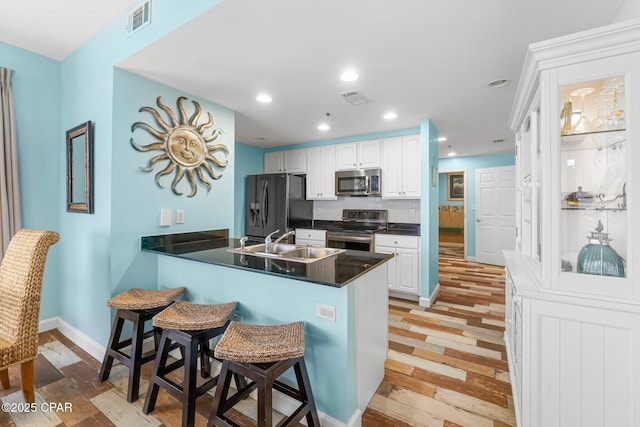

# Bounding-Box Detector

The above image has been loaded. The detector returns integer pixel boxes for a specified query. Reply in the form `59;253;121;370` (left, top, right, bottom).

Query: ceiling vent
127;1;151;37
340;90;369;106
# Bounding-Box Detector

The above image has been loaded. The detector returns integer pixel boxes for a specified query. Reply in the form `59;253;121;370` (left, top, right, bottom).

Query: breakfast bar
140;230;392;426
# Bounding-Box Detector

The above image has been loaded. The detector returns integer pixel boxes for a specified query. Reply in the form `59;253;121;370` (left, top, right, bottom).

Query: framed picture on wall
447;173;464;201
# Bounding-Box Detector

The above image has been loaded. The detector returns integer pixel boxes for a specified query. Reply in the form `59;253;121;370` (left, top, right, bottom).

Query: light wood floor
362;245;515;427
0;245;514;426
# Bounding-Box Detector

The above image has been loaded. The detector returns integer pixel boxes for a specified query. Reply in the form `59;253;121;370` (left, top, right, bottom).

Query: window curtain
0;68;21;258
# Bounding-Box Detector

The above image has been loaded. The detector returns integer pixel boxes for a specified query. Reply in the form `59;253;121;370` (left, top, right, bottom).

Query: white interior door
475;166;516;265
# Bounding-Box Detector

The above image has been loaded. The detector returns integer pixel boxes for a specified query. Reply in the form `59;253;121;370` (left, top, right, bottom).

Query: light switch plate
160;209;172;226
176;210;185;224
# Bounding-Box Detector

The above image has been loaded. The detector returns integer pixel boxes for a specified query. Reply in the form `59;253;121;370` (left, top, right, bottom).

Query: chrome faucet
264;229;280;253
272;230;295;249
239;236;248;251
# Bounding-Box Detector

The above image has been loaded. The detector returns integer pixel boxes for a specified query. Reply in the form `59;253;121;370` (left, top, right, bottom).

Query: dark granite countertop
303;221;420;236
141;230;392;288
378;223;420;236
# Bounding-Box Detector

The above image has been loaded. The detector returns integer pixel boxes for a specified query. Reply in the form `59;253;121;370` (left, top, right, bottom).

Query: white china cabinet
506;20;640;427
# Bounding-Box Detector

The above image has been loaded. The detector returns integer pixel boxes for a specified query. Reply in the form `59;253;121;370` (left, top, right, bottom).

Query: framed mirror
66;121;94;213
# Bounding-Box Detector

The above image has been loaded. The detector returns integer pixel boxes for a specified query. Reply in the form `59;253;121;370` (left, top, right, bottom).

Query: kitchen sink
239;243;297;254
280;247;343;260
227;243;345;263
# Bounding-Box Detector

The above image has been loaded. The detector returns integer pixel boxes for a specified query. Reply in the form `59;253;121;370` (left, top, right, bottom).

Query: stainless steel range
326;209;388;252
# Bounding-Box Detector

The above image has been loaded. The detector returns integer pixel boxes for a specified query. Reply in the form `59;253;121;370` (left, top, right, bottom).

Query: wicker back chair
0;229;59;403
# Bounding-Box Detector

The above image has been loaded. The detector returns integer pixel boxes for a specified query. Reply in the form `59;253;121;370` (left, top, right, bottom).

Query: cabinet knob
353;163;356;166
394;241;398;244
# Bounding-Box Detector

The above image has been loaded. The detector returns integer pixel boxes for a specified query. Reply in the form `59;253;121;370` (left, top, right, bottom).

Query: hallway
362;245;515;426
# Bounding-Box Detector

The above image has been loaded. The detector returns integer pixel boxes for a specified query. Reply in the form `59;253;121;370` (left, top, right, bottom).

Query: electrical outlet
316;303;336;322
409;208;416;218
176;210;185;224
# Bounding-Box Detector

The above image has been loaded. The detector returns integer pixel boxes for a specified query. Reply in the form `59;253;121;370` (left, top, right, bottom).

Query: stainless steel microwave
335;169;381;197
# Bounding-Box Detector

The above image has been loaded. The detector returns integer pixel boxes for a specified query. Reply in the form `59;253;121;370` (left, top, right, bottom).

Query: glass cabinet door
559;76;627;278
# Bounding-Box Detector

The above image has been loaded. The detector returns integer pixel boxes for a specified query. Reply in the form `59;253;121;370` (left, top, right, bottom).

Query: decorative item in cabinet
576;220;625;277
559;75;627;278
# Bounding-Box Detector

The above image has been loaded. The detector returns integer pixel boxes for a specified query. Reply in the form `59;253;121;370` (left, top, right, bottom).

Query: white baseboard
467;256;476;262
419;283;440;308
40;317;105;362
38;317;354;427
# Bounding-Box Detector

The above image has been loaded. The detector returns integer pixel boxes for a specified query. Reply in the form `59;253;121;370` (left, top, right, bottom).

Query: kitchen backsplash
313;198;420;223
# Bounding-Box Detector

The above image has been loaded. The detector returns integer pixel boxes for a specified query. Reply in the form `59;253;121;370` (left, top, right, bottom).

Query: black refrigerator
245;173;313;240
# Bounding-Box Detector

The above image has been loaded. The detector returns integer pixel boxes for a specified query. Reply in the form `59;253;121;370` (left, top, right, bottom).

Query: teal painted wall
439;152;515;257
420;120;439;298
234;142;264;236
0;42;61;319
54;0;224;345
155;254;362;423
110;69;235;300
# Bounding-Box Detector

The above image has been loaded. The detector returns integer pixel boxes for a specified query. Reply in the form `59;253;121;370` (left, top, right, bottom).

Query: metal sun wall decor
130;96;229;197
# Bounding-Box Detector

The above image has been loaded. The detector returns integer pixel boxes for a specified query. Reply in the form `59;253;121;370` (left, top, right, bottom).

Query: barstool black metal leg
257;376;273;427
200;338;211;378
294;358;320;427
127;313;146;402
98;311;125;382
207;360;234;427
182;337;199;427
143;330;172;414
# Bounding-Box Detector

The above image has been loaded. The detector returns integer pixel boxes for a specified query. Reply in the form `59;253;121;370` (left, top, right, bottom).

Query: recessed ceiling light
383;112;397;120
447;151;457;157
340;69;359;82
487;79;509;88
256;93;272;103
318;123;330;131
438;137;447;142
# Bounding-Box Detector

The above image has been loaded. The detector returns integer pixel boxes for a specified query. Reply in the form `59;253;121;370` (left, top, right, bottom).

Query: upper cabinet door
335;140;381;170
552;56;633;298
283;149;306;174
264;151;283;173
335;143;358;170
357;140;381;169
264;149;307;174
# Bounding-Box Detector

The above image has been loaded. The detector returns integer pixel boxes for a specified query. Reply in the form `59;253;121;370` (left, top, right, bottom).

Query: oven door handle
327;234;373;243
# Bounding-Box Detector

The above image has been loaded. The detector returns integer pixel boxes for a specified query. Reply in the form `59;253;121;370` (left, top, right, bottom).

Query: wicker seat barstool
207;321;320;427
143;300;240;427
98;286;185;402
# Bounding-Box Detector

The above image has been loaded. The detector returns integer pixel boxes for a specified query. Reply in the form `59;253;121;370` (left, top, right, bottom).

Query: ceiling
0;1;626;158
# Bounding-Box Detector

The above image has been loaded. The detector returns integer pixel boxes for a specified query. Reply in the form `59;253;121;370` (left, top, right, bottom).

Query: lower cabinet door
396;248;419;293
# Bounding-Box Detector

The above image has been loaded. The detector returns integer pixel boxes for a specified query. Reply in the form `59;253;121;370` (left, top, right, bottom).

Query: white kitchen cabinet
306;146;337;200
264;149;306;174
335;140;380;170
380;135;420;199
375;234;419;296
295;229;326;247
506;20;640;427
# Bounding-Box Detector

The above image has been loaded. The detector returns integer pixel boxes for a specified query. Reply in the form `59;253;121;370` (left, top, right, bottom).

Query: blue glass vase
577;220;625;277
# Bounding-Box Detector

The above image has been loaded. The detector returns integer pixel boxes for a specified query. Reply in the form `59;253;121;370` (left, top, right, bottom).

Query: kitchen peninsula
141;229;392;426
